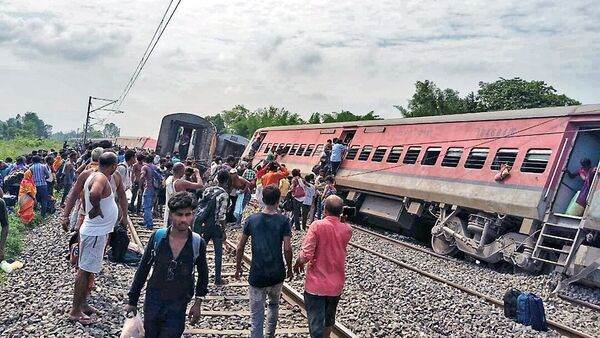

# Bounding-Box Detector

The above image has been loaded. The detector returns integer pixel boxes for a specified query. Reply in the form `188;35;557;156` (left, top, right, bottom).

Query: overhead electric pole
83;96;92;144
81;96;123;145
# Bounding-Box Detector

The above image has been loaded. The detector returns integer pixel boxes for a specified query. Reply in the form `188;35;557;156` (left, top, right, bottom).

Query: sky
0;0;599;137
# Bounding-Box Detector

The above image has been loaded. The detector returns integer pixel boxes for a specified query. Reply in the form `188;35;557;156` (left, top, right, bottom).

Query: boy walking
235;185;294;338
126;191;209;337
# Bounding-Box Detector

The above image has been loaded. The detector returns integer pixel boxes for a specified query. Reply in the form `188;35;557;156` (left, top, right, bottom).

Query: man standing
164;163;204;226
235;185;293;338
30;155;50;217
294;195;352;338
194;169;229;285
125;191;209;337
329;139;346;175
116;149;136;193
0;188;9;262
141;154;158;229
62;152;123;325
60;152;78;207
129;153;145;213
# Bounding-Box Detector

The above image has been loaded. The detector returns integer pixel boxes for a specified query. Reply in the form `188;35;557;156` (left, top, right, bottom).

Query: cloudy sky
0;0;598;137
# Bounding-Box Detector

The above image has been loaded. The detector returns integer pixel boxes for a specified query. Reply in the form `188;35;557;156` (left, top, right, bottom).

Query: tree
320;110;382;123
395;80;470;118
206;114;226;134
220;105;250;127
476;77;580;111
103;123;120;138
234;106;305;138
308;112;322;124
396;78;581;118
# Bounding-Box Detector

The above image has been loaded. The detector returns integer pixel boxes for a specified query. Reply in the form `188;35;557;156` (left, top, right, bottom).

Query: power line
115;0;182;110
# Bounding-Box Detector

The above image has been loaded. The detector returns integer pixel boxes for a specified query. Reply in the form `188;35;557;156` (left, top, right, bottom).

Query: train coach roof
257;104;600;132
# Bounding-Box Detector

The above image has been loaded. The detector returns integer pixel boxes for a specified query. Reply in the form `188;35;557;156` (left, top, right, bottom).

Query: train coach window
272;143;278;152
521;149;552;173
289;144;299;155
264;143;272;154
441;148;463;167
491;148;518;171
422;147;441;166
313;144;324;157
297;144;306;155
386;146;403;163
304;144;316;156
403;146;421;164
358;145;373;161
259;143;267;153
372;146;388;162
283;144;291;153
464;148;489;169
346;145;360;160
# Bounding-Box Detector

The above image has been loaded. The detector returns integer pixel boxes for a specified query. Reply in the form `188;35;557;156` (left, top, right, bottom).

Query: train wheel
431;216;462;256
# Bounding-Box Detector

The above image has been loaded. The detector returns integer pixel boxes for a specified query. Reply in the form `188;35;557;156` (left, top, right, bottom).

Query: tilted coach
243;105;600;286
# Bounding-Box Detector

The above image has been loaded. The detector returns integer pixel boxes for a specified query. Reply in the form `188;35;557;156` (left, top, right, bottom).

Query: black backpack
108;225;130;262
193;186;226;233
503;288;522;320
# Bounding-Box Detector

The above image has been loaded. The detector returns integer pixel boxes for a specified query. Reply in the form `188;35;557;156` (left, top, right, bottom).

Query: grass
0;137;63;160
0;212;43;282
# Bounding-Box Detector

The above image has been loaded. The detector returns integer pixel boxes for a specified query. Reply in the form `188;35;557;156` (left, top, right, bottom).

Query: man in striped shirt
30;155;50;217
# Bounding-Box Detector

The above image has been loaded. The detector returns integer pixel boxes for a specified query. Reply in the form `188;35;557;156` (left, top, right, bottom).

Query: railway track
127;214;356;338
350;225;597;338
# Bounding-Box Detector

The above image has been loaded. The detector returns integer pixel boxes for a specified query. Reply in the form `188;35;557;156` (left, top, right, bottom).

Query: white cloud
0;0;598;136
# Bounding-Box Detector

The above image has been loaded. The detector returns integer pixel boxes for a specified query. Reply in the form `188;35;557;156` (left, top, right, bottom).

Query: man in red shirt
294;195;352;338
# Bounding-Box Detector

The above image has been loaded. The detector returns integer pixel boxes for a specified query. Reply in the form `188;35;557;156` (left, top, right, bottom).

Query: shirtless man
164;162;204;226
129;153;145;213
60;152;128;324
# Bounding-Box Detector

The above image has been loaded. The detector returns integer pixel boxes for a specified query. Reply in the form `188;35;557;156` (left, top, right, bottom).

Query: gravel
0;213;308;338
229;201;599;338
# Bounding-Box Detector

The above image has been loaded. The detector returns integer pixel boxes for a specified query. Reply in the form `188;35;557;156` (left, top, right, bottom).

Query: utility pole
81;96;123;145
83;96;92;144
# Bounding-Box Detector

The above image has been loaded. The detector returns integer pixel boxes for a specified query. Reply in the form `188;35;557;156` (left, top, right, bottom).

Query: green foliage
308;112;321;124
0;112;52;139
103;123;120;138
397;78;581;118
476;77;581;111
3;213;42;261
0;138;63;160
205;114;226;134
207;105;304;138
320;110;382;123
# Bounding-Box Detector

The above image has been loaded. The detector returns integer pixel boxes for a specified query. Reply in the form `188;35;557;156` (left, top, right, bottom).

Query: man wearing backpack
125;191;209;337
140;155;160;229
194;169;230;285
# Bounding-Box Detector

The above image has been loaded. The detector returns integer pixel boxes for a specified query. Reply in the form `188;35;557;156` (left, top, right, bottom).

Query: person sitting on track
125;191;209;337
294;195;352;338
235;185;293;338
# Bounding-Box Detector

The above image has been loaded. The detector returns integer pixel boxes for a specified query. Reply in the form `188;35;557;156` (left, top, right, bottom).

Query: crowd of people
0;139;353;338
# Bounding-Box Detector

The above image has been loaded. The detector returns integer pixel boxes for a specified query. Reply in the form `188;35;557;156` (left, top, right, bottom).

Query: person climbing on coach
564;158;597;211
329;139;346;176
125;191;209;337
235;185;293;338
294;195;352;338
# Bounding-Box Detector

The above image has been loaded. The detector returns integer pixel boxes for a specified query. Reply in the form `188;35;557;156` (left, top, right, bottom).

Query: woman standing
290;169;306;231
18;170;37;224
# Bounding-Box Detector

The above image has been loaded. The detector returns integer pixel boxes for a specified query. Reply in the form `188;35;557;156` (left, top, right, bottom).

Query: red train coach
243;105;600;284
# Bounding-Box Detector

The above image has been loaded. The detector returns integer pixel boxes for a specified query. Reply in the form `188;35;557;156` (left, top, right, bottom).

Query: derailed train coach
243;105;600;286
155;113;249;164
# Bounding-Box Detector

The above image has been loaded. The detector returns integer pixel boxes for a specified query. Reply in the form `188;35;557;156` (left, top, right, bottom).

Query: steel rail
352;225;600;313
349;240;595;338
225;239;358;338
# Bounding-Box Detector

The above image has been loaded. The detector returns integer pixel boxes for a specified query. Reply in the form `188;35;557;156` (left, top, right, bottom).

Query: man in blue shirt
30;155;50;216
329;138;347;175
